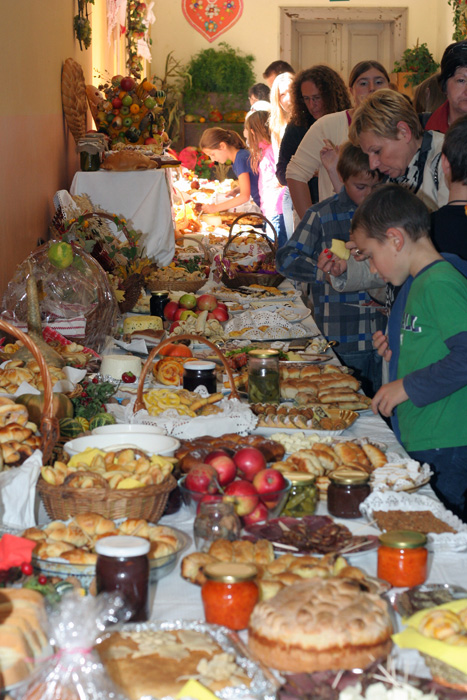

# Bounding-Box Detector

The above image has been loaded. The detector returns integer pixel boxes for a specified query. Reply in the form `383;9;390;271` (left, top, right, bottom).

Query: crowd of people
197;45;467;521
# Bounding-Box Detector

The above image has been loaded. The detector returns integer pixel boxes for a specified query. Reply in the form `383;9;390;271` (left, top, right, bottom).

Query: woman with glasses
276;65;351;238
286;60;391;218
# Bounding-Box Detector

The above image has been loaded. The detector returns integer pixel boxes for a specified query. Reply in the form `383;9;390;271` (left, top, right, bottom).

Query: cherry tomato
38;575;47;585
21;562;33;576
121;371;136;383
92;376;99;384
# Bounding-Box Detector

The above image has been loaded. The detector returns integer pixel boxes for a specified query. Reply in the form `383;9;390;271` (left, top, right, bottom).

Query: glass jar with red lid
201;562;258;630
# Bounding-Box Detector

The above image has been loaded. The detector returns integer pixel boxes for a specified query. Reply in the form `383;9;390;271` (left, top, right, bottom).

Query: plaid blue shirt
276;188;386;352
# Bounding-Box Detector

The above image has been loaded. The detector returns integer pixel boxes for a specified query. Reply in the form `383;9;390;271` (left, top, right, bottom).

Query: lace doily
107;393;258;440
224;310;308;341
360;491;467;552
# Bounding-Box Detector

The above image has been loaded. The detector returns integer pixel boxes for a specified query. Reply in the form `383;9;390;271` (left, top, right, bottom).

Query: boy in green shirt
351;184;467;520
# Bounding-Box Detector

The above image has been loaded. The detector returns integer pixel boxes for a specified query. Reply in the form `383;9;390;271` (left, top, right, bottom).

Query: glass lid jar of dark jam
95;535;150;622
327;472;370;519
150;291;169;319
183;360;217;394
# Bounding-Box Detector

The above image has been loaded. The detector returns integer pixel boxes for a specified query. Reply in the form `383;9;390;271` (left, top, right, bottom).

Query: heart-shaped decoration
182;0;244;43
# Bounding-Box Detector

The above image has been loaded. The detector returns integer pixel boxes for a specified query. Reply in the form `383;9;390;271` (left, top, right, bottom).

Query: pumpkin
16;393;73;425
89;413;117;430
59;417;88;439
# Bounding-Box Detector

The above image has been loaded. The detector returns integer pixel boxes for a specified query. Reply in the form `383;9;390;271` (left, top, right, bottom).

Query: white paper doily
360;491;467;552
224;310;308;340
107;393;258;440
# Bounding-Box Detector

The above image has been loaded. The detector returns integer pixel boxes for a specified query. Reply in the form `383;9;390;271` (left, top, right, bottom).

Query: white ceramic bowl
91;423;166;436
64;433;180;458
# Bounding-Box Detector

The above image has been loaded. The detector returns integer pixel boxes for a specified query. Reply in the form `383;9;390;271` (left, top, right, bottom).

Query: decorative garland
73;0;95;50
126;1;155;77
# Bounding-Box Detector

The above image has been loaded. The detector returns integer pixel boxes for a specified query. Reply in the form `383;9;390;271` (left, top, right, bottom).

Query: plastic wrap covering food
2;242;118;353
15;591;130;700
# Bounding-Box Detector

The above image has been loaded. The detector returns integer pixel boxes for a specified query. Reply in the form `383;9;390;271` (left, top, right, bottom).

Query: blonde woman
269;72;294;162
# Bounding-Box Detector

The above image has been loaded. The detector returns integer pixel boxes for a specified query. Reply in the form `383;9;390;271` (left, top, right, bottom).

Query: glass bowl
178;475;222;515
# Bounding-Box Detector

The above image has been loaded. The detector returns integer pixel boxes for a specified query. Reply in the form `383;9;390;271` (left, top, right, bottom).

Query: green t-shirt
397;261;467;451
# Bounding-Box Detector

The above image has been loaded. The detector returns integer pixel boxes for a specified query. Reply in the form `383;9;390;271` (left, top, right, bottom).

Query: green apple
122;95;133;107
120;105;130;116
179;293;197;310
122;116;133;128
144;96;156;109
180;310;198;321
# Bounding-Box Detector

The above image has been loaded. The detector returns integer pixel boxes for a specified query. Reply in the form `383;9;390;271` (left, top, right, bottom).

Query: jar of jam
327;472;370;519
282;473;317;517
183;361;217;394
377;530;428;587
95;535;150;622
247;349;280;404
201;562;258;630
194;501;241;552
150;291;169;319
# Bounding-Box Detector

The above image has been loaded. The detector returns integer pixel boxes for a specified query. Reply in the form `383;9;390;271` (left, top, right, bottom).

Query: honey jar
201;562;258;630
377;530;428;587
327;472;370;519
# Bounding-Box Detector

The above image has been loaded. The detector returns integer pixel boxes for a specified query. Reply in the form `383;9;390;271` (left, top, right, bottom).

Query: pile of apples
182;446;288;526
164;293;230;332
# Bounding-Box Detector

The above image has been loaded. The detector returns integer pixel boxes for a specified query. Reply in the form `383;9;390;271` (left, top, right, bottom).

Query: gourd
89;413;116;430
16;393;73;425
59;416;89;438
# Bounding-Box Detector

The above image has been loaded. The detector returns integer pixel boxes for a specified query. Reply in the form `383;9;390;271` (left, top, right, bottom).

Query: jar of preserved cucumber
281;473;317;517
247;349;280;404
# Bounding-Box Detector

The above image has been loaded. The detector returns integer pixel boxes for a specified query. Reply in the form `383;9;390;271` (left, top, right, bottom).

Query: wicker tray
220;213;285;289
147;239;210;294
0;320;58;463
37;470;177;523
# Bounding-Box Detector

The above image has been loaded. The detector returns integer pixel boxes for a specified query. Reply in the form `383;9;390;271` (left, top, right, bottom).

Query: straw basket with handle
0;321;59;464
68;211;145;314
146;240;211;294
220;212;285;289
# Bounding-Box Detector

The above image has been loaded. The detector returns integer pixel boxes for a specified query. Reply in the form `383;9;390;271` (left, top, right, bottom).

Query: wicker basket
133;333;241;412
422;654;467;691
0;320;59;464
73;212;145;314
220;213;285;289
37;471;177;523
147;239;210;294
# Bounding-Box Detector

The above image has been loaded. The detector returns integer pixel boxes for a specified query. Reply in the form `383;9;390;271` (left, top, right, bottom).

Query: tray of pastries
280;363;372;410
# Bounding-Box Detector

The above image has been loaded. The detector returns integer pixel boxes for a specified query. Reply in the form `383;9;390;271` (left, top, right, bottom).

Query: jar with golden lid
327;472;370;519
201;562;258;630
377;530;428;587
281;472;317;517
247;349;280;404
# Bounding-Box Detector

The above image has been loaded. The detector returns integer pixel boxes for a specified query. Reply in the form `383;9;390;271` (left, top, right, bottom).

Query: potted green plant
184;42;255;121
393;41;440;92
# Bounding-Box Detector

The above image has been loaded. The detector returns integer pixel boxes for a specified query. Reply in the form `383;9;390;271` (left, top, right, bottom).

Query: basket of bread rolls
220;213;285;289
0;320;59;464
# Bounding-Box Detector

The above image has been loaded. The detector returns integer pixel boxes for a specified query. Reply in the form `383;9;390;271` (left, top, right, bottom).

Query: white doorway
280;7;408;83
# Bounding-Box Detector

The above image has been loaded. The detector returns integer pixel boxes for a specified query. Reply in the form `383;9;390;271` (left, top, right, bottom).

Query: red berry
38;575;47;585
21;562;33;576
92;376;99;384
81;391;88;397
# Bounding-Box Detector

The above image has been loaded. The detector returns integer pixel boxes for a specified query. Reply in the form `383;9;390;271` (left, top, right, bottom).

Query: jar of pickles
327;472;370;519
282;473;317;517
201;562;258;630
377;530;428;587
247;349;280;404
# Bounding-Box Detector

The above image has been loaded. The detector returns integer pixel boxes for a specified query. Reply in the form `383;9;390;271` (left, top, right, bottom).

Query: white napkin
0;363;86;396
113;338;149;354
0;450;42;529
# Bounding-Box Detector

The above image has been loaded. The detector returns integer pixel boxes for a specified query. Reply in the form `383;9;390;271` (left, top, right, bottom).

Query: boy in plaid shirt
276;142;385;395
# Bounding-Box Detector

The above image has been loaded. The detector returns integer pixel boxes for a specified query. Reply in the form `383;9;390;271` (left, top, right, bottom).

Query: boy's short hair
337;141;378;181
248;83;270;101
442;115;467;184
263;60;294;79
351;184;431;242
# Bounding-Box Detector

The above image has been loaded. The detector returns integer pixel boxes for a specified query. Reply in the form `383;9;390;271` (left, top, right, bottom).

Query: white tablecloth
70;169;175;266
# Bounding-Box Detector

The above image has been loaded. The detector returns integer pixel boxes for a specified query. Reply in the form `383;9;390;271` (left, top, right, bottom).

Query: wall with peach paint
0;0;458;299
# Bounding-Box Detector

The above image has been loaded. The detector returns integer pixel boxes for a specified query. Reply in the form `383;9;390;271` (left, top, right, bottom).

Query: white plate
252;425;347;438
277;307;312;323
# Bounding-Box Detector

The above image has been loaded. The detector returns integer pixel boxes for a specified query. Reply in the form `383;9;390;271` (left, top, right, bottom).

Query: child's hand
320;139;339;172
372;330;392;362
201;203;218;214
317;249;347;276
371;379;408;417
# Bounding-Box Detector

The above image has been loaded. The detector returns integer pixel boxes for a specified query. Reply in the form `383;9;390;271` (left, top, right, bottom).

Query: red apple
253;468;286;494
205;452;237;486
233;447;267;481
144;137;158;145
185;464;220;494
242;501;269;526
223;480;259;516
197;294;218;312
164;300;179;321
206;312;216;320
217;302;228;312
173;307;185;321
112;97;123;110
169;321;180;332
210;306;229;322
120;76;136;92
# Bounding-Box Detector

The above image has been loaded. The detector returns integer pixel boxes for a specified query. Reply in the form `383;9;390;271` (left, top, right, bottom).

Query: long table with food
1;214;467;700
